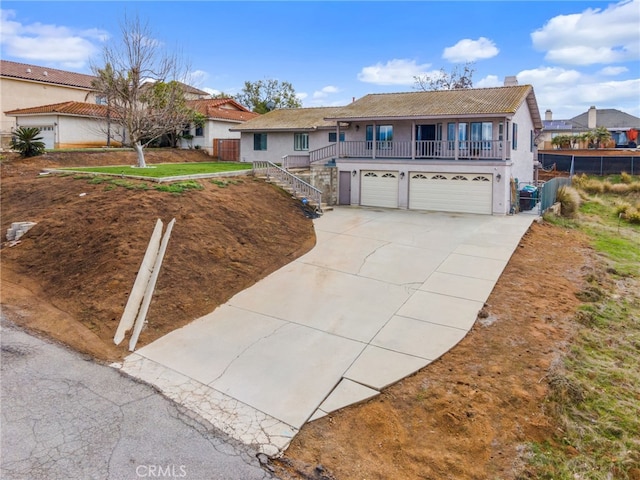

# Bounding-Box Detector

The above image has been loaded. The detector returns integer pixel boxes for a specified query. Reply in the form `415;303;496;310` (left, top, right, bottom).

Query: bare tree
414;62;475;91
91;14;193;167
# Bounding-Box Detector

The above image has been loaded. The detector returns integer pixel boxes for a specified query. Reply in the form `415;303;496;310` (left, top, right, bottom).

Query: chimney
588;106;597;129
545;109;552;121
504;76;518;86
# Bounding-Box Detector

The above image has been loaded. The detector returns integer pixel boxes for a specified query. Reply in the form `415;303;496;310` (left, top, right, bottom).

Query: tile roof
186;98;260;122
1;60;96;89
326;85;539;123
230;107;344;131
5;101;111;118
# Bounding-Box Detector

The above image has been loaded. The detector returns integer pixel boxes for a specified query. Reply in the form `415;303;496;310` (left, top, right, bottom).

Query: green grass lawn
60;162;252;178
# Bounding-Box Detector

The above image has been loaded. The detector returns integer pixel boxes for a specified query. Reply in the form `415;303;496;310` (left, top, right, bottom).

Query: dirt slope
1;150;315;361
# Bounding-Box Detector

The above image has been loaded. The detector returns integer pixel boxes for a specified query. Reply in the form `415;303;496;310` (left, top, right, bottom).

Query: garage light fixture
352;170;357;177
400;172;405;179
496;173;502;182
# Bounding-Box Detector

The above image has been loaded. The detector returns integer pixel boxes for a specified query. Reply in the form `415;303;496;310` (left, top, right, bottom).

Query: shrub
11;126;46;157
620;172;632;184
580;179;605;194
614;201;633;216
556;185;582;217
625;209;640;224
607;183;630;194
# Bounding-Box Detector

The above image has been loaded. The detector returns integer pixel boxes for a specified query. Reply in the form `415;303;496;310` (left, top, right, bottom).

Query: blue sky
1;1;639;119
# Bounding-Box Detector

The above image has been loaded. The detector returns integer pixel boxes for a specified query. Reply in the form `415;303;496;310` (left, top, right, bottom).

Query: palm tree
11;126;46;157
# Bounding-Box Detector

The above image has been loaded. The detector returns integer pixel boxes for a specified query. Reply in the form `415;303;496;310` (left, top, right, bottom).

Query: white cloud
442;37;499;63
185;69;208;87
475;75;501;88
313;85;340;99
516;66;640;118
531;0;640;65
0;9;107;68
357;59;432;85
598;66;628;76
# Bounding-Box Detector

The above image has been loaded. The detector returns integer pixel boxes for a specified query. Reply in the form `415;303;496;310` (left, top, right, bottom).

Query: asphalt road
0;317;274;480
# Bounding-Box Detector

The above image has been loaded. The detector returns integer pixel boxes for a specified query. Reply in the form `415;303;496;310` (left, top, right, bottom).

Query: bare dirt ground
1;149;594;479
1;150;315;361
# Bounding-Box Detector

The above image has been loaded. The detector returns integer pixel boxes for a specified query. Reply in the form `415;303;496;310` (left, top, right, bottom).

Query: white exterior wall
239;130;334;163
509;103;536;185
15;114;119;148
1;78;96;134
57;116;114;147
180;120;241;155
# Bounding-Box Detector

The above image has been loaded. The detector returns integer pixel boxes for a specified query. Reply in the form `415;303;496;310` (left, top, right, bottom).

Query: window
328;132;345;142
512;123;518;150
447;123;456;151
470;122;493;151
254;133;267;151
195;123;203;137
95;96;108;106
457;123;469;152
366;125;393;149
294;132;309;151
530;130;534;152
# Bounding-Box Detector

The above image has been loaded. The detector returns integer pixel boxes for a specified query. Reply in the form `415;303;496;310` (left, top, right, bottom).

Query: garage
409;172;492;214
360;170;399;208
18;125;55;149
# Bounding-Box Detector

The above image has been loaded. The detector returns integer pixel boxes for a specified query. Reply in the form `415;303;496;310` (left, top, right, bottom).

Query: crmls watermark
136;464;187;478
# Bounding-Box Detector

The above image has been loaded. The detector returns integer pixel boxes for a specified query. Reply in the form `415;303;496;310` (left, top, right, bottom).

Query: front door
416;124;436;157
339;171;351;205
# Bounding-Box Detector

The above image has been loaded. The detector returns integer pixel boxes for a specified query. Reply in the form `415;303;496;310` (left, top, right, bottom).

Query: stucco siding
509;102;536;185
1;78;95;134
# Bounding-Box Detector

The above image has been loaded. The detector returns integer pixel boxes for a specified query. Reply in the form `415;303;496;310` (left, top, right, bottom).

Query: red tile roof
5;101;111;118
1;60;96;89
186;98;260;122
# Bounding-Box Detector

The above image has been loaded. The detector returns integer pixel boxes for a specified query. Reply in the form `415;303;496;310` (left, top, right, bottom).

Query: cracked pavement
0;318;274;480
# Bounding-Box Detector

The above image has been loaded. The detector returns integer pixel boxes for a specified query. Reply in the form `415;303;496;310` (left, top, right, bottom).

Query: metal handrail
253;160;323;213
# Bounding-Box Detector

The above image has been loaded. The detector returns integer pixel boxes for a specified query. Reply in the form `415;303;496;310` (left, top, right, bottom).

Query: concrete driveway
120;207;535;455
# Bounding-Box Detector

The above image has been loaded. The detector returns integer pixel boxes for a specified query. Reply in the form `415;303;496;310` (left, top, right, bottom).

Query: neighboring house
1;60;101;149
233;82;542;215
179;98;259;157
540;107;640;149
5;101;120;149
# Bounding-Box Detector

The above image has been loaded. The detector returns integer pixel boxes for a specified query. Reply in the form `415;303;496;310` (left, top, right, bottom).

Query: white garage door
409;173;492;214
22;125;54;149
361;170;399;208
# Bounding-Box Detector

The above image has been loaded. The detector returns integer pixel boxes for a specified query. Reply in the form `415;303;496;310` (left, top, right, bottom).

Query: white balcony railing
310;140;505;162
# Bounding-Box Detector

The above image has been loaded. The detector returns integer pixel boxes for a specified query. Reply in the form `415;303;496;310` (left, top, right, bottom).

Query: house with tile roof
179;98;259;157
0;60;101;148
5;101;124;149
232;82;542;215
6;97;259;153
2;60;258;154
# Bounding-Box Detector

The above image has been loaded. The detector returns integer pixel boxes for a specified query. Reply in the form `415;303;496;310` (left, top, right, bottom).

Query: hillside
1;149;315;361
